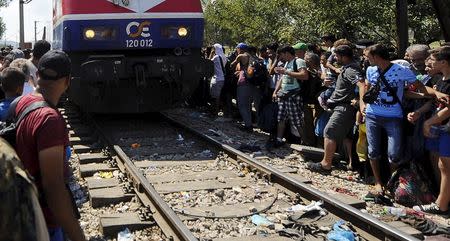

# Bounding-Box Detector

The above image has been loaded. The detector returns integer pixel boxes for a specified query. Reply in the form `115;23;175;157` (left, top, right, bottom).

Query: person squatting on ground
15;50;86;241
306;45;364;174
272;45;309;146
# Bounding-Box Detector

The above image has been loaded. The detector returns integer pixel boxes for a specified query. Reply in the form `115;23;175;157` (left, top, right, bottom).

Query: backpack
386;162;435;207
292;60;323;104
0;96;50;241
0;96;48;148
0;138;49;241
244;56;268;87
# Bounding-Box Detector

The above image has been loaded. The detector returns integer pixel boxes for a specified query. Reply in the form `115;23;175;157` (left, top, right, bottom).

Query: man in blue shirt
0;67;25;121
360;44;448;194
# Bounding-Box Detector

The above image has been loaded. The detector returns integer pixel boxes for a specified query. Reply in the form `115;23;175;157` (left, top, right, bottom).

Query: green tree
0;0;13;39
204;0;442;51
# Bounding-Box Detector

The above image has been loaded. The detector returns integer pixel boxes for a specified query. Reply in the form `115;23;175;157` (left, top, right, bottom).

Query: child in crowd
0;67;25;120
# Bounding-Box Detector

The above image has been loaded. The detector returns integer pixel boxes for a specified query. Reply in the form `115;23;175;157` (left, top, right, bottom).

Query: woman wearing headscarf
210;43;227;116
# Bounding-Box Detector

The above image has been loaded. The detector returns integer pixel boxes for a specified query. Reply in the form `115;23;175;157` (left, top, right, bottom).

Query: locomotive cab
53;0;213;113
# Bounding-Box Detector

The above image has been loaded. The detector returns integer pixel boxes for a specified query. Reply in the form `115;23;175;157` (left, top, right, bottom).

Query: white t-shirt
27;59;38;85
212;55;226;82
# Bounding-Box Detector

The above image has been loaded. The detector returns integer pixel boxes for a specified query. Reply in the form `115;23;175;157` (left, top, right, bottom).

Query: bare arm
358;79;368;115
230;54;242;69
407;100;433;123
287;68;309;81
414;81;449;100
424;107;450;137
272;77;282;100
39;146;86;241
268;57;280;75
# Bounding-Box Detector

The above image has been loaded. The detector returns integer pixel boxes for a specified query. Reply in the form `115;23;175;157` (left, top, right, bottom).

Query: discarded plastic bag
98;171;114;179
251;214;274;227
286;200;324;212
327;220;355;241
118;228;133;241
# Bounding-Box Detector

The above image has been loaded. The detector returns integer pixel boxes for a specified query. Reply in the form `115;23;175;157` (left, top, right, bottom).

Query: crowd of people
205;36;450;217
0;42;86;241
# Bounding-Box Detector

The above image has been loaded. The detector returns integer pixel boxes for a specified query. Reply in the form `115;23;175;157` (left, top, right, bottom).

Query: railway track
62;103;422;241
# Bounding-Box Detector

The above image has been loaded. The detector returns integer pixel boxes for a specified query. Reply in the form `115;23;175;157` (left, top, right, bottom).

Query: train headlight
178;27;188;37
162;26;191;39
83;27;118;41
85;29;95;39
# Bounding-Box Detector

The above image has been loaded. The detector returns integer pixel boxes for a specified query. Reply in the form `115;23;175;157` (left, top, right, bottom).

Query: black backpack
293;60;324;104
244;56;268;87
0;96;49;148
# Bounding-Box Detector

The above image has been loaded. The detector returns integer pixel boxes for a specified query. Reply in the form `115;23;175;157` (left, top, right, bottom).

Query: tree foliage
0;0;13;39
204;0;441;49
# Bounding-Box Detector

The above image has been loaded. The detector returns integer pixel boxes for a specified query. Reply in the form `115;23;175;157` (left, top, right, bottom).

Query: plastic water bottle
385;207;406;217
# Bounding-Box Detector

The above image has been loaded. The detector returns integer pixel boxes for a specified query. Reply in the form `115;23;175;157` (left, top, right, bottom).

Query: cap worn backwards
38;50;71;81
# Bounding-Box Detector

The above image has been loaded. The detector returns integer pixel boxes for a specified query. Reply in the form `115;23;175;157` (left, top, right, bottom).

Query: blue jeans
365;114;403;163
49;227;64;241
237;84;262;127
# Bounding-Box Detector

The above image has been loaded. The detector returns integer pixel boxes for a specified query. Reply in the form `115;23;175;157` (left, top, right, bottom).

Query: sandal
306;162;332;175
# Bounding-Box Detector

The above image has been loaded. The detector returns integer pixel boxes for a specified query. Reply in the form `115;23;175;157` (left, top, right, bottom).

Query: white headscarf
213;43;226;68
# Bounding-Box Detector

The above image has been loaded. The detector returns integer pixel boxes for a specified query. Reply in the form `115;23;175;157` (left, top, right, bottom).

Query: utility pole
395;0;408;58
19;0;33;48
19;0;24;48
34;21;37;43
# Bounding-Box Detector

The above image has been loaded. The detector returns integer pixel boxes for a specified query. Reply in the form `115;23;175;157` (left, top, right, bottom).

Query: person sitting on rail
14;50;86;241
306;45;363;174
0;67;25;121
413;46;450;217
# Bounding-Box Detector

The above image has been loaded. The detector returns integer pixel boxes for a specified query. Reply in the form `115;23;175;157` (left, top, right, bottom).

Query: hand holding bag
363;64;394;104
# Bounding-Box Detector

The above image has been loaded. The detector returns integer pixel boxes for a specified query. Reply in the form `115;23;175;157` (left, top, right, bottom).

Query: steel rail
163;114;421;241
91;118;198;241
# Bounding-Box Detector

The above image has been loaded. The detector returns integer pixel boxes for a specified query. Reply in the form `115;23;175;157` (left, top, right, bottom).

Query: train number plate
126;39;154;48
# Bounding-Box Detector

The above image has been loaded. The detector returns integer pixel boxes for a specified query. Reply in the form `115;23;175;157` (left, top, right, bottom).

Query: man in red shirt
15;50;85;241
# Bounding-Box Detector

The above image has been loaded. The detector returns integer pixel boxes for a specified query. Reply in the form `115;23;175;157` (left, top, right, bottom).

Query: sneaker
413;203;450;217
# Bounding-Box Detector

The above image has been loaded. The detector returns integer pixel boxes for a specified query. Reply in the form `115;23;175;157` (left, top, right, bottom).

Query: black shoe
239;125;253;133
413;203;450;217
273;140;285;148
306;162;332;175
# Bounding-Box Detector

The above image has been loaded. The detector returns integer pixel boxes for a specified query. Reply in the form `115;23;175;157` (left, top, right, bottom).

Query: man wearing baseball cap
15;50;86;241
293;42;308;59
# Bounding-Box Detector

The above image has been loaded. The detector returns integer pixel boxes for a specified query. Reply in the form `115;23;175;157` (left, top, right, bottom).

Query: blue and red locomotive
53;0;212;113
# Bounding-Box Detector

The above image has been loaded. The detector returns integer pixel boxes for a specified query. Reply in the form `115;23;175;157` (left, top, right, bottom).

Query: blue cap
236;43;248;50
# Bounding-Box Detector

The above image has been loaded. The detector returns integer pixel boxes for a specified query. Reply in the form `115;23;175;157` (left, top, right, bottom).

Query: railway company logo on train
107;0;166;13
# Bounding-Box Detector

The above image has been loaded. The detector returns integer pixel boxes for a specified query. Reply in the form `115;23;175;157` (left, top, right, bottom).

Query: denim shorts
365;114;403;163
425;128;450;157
